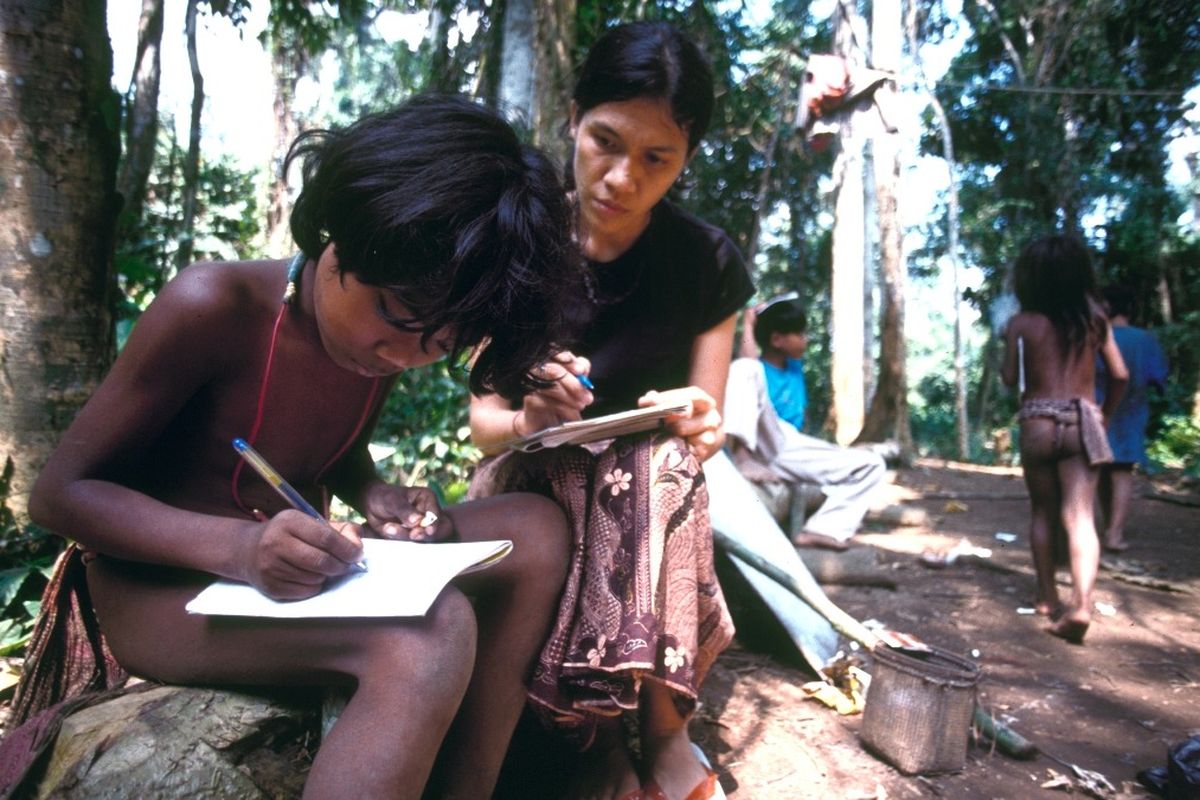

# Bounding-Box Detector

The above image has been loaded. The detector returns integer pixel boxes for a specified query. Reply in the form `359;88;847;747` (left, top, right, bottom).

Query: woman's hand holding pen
518;350;594;435
640;386;725;462
242;510;366;601
363;484;453;542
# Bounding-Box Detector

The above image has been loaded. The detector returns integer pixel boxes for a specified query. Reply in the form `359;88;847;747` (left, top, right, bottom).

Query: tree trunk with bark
859;0;910;453
176;0;203;271
265;32;304;258
829;0;868;445
497;0;573;161
116;0;163;231
0;0;120;526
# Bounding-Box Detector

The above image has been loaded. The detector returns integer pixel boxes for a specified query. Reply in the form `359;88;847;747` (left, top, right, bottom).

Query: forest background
1;0;1199;660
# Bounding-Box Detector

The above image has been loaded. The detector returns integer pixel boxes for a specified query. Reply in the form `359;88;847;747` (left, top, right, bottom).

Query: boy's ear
769;331;785;351
568;101;580;138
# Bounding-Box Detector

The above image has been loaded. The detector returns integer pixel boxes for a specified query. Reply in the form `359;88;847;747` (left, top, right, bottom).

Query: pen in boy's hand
575;373;595;391
232;438;368;573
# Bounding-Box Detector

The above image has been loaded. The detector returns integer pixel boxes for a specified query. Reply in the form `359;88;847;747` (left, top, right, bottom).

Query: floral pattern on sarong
468;432;735;747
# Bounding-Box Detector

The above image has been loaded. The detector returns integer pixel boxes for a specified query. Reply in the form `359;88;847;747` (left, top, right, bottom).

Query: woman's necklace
582;249;645;308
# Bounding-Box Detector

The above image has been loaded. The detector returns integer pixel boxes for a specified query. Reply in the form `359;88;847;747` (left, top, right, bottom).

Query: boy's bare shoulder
152;259;285;322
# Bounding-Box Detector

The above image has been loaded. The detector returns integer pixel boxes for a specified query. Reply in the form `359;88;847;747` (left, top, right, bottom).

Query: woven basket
860;645;981;775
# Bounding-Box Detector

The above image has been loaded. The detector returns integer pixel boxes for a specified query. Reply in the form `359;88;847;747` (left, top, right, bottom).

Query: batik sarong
468;432;735;748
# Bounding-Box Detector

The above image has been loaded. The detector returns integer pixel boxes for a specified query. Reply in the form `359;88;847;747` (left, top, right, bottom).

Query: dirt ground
692;458;1200;800
3;459;1196;799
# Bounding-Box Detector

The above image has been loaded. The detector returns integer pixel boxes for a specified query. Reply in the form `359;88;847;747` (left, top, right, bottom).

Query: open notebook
186;538;512;618
509;401;691;453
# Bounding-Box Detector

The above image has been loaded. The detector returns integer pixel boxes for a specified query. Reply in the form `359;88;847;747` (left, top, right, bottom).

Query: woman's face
570;96;691;248
314;247;451;377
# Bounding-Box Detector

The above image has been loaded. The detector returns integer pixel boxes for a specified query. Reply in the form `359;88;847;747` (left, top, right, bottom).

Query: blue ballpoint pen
576;373;595;390
232;438;368;572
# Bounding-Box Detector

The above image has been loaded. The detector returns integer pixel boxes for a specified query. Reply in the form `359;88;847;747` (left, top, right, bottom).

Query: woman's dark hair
287;94;579;398
754;299;808;352
1014;234;1107;355
572;21;714;152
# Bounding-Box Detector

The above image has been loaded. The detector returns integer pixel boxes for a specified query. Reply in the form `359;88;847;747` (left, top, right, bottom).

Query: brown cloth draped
468;433;735;748
1018;397;1114;466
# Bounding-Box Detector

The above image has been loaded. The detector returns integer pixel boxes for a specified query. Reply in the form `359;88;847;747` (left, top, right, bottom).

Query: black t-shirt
562;200;755;418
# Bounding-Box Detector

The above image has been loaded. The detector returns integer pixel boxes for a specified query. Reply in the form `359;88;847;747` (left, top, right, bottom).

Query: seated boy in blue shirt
724;298;887;550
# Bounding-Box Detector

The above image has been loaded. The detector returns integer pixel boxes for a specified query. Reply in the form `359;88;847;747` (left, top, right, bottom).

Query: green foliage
115;119;262;324
0;558;54;657
371;360;482;497
1146;414;1200;474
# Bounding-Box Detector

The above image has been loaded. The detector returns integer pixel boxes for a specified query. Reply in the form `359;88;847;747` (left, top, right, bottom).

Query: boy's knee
500;494;570;560
425;586;478;662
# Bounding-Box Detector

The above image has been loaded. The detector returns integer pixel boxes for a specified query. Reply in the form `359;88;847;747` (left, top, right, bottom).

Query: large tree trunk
829;0;868;445
265;33;304;257
423;0;457;93
498;0;535;128
856;1;905;452
0;0;120;527
176;0;203;271
116;0;163;230
859;0;909;453
497;0;573;160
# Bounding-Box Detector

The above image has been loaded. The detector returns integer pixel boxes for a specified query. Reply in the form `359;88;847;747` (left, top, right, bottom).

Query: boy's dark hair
1014;234;1107;354
1101;283;1135;320
287;94;578;398
572;21;714;152
754;299;808;352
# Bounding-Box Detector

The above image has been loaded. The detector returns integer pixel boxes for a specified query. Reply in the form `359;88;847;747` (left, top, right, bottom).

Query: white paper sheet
186;538;512;618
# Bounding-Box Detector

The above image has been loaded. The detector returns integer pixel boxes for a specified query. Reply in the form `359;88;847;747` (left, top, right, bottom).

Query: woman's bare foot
641;727;713;800
568;730;641;800
1046;611;1090;645
1103;538;1129;554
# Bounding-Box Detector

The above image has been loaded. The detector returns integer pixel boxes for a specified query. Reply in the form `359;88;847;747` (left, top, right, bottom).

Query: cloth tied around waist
1017;397;1113;466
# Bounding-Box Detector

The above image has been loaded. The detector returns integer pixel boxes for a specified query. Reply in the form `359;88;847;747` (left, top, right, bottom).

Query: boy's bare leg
639;681;711;800
432;493;570;799
1100;465;1134;552
86;557;476;800
1019;420;1064;618
1050;454;1101;642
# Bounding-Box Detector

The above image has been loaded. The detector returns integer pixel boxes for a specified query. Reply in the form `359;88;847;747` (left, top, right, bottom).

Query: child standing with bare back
1002;235;1128;644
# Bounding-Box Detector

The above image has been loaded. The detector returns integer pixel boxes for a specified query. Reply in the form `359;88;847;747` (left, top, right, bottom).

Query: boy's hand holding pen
233;439;367;600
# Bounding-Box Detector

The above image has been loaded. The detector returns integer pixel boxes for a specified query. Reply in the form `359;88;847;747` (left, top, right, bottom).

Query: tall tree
829;0;869;444
117;0;164;232
498;0;574;156
907;3;969;460
0;0;120;526
262;0;364;256
858;0;910;453
176;0;204;271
